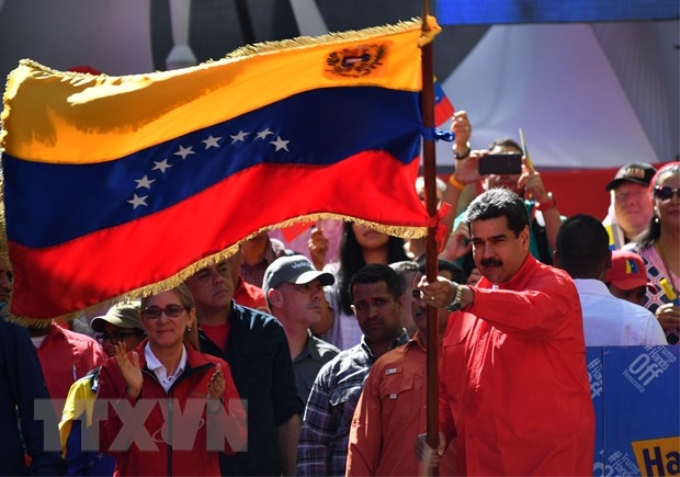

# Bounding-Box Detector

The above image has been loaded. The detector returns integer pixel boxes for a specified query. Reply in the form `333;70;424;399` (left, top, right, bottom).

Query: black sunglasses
141;304;186;320
96;331;140;344
653;185;680;202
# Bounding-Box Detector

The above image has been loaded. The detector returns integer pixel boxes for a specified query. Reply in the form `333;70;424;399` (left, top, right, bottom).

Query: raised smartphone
478;153;522;175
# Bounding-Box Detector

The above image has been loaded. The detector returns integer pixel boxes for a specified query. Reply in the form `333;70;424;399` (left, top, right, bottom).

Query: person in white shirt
554;214;667;346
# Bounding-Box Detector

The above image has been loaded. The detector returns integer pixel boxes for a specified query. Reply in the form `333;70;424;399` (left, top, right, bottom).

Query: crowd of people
1;110;678;476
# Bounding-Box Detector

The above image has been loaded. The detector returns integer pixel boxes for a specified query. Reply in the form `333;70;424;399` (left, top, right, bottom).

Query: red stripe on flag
8;151;427;319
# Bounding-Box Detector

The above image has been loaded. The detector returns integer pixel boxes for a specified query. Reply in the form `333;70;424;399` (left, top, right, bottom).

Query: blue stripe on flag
4;86;421;248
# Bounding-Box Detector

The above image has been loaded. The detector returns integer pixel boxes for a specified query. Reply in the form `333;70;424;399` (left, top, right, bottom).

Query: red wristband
535;192;557;211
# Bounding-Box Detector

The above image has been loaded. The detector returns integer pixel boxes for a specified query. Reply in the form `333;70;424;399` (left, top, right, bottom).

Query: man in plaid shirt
297;264;409;477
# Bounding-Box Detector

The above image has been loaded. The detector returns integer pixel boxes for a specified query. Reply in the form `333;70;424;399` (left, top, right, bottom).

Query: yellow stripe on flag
2;17;439;164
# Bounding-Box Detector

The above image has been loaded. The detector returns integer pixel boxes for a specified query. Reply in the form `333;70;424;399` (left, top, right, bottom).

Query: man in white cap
60;302;146;477
263;255;339;405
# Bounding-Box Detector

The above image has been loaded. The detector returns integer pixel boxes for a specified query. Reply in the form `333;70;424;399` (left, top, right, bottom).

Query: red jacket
35;322;105;415
97;341;247;476
440;255;595;476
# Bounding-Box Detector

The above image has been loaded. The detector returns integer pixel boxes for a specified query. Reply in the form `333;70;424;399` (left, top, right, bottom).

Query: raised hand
113;342;143;399
441;221;472;262
452;149;485;187
451;110;471;150
518;157;549;203
207;362;225;401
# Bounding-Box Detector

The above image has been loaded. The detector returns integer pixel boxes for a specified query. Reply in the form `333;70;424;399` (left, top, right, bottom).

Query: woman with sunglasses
629;162;680;344
96;284;247;476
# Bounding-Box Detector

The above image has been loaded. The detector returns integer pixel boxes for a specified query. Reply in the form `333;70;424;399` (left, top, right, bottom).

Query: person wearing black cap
603;162;656;249
263;255;339;405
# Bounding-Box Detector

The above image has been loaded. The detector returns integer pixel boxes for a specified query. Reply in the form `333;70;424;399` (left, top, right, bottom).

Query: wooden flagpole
420;1;441;474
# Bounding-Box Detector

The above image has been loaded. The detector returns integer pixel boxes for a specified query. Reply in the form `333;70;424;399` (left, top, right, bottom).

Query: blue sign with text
587;346;679;476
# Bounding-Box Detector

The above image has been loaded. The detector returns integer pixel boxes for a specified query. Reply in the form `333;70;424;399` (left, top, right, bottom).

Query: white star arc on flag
134;175;155;189
127;194;148;209
132;128;291;210
202;135;221;149
174;145;195;159
230;130;249;143
270;136;290;151
255;128;274;140
152;159;172;173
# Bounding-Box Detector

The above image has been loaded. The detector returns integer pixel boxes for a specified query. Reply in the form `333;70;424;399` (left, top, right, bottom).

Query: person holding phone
441;116;564;279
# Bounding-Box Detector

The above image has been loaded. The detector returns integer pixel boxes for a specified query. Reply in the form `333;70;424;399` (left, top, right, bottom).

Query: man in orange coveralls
418;188;595;476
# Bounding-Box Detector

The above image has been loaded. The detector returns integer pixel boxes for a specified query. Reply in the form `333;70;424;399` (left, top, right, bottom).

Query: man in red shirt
419;188;595;476
347;266;456;476
227;249;269;312
27;321;105;417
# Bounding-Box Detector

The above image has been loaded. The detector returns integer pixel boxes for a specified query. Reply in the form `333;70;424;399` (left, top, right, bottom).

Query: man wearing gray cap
263;255;340;405
603;162;656;249
60;302;146;477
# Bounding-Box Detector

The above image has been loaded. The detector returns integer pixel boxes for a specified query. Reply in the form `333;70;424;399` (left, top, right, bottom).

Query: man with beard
418;188;595;476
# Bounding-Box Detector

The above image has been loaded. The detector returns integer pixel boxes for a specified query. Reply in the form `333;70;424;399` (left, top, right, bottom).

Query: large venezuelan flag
1;18;441;322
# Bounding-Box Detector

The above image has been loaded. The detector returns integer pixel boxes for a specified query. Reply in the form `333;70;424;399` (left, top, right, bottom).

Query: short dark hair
389;261;420;296
556;214;610;278
349;263;402;304
466;188;529;236
488;137;522;153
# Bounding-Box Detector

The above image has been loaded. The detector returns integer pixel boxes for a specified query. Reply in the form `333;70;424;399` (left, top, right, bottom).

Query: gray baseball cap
263;255;335;295
91;301;144;333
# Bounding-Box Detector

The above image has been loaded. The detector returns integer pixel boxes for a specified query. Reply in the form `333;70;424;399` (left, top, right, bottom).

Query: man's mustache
480;258;503;268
